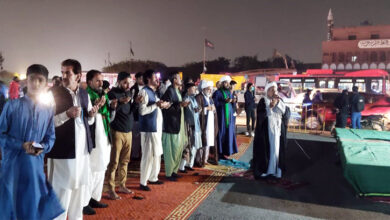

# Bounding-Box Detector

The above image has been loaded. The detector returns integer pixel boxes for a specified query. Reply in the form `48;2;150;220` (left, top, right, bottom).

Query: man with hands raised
138;70;170;191
161;72;190;181
83;70;116;215
106;71;135;200
47;59;98;220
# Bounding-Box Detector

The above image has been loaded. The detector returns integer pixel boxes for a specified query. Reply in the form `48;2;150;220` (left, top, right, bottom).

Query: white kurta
264;97;286;178
88;113;111;201
204;95;215;147
47;87;94;220
203;95;215;162
90;113;111;172
139;89;163;186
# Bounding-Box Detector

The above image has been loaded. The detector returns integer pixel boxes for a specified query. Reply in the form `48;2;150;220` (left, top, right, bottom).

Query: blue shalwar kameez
0;96;64;220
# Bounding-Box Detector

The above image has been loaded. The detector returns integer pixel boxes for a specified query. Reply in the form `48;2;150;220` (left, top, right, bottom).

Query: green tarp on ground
349;129;390;141
335;128;390;196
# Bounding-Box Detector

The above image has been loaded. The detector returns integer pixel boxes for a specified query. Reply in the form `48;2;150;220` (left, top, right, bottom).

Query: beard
223;84;230;90
93;86;103;95
203;90;211;97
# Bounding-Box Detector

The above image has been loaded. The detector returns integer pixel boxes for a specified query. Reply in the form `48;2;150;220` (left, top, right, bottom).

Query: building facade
322;9;390;71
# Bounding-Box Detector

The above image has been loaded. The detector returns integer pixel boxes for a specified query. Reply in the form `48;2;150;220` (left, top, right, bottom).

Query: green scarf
221;89;230;128
86;86;110;136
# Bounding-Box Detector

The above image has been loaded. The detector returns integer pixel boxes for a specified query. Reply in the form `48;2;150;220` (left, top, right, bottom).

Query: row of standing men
0;59;240;220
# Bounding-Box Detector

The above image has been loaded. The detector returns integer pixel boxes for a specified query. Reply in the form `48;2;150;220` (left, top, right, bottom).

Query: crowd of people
0;59;247;220
333;86;365;129
0;58;370;219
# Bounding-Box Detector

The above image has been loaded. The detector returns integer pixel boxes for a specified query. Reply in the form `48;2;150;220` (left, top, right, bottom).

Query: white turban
265;81;277;93
198;80;207;91
219;75;232;83
199;80;214;91
206;80;214;88
199;80;207;90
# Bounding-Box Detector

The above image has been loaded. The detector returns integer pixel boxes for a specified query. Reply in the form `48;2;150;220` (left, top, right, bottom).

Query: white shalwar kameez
47;87;94;220
264;97;286;178
87;113;111;201
139;89;163;186
203;94;215;161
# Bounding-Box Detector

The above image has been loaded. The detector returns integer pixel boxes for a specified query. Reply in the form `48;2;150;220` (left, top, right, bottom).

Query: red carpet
85;135;252;220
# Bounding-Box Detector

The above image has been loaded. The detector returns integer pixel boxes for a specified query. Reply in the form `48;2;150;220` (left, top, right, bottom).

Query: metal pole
129;41;132;72
283;56;288;69
299;104;302;133
203;40;206;73
311;105;313;133
322;105;326;133
305;106;307;133
317;104;320;134
129;41;132;60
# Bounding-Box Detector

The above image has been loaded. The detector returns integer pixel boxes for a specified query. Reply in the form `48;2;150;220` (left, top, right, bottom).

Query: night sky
0;0;389;76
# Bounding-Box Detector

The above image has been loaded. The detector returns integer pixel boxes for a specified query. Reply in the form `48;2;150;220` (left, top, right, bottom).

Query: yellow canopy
200;73;246;90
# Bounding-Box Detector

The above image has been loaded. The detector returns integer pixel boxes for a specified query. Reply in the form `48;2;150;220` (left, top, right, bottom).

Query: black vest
139;86;157;132
47;86;94;159
161;86;182;134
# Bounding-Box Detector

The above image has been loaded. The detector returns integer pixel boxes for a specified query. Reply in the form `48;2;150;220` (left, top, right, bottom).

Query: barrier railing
287;103;329;135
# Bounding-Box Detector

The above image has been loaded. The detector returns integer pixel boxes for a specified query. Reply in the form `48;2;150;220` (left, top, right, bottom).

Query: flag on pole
129;41;135;56
205;39;215;49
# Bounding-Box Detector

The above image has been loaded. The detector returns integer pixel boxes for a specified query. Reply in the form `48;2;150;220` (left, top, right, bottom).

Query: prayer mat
85;135;252;220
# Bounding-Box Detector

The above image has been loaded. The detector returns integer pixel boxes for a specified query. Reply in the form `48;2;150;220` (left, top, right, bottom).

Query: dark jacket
47;86;94;159
312;93;323;104
350;92;363;113
334;93;350;115
130;83;141;121
303;93;312;105
244;90;255;111
161;85;182;134
108;87;134;133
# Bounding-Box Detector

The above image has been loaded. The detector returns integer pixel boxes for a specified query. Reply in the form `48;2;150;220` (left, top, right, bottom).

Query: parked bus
276;69;390;95
275;69;390;131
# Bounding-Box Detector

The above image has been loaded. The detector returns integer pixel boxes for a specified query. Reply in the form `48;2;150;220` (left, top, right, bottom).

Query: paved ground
189;131;390;220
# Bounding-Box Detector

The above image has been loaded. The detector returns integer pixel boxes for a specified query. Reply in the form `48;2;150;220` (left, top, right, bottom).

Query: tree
232;56;263;72
102;54;318;82
177;57;231;82
205;57;230;73
102;59;167;74
179;61;203;81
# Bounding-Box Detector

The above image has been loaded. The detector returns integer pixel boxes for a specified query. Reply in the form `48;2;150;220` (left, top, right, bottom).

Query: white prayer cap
219;75;232;83
206;80;214;88
199;80;214;91
199;80;207;90
265;81;277;93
